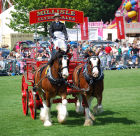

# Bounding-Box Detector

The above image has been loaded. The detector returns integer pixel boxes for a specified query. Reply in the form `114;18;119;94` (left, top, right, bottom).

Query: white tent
0;6;17;43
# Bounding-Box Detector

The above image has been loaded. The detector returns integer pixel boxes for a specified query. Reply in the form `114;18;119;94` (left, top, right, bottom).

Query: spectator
98;45;106;68
117;44;122;61
0;52;5;70
105;43;112;54
110;58;116;69
7;52;16;59
131;43;139;65
121;43;129;65
112;45;118;59
105;44;112;68
15;43;20;52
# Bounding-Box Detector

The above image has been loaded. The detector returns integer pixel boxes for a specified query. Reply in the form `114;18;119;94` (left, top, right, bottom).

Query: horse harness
67;56;104;92
33;56;68;92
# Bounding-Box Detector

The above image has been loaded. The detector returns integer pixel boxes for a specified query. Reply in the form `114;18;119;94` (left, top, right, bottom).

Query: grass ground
0;69;140;136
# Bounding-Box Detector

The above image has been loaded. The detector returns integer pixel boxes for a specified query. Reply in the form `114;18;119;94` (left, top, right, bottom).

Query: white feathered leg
76;94;84;114
40;100;52;127
43;107;52;126
84;108;93;126
87;97;95;121
57;99;68;123
93;104;104;115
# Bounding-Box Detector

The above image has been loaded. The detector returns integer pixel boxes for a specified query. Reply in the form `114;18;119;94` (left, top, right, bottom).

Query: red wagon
21;55;85;119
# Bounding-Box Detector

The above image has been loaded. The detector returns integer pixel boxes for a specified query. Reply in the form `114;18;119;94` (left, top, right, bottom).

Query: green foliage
8;0;122;36
88;0;122;22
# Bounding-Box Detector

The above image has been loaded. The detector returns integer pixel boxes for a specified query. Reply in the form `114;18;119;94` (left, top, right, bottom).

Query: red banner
116;16;125;39
29;8;84;24
80;17;89;40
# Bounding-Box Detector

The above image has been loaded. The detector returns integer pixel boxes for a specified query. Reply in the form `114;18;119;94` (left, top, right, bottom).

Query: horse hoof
44;120;52;127
84;119;93;126
57;113;68;124
93;105;104;115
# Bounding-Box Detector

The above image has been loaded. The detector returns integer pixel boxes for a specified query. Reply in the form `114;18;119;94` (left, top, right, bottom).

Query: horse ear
58;48;61;52
84;52;89;58
95;50;100;56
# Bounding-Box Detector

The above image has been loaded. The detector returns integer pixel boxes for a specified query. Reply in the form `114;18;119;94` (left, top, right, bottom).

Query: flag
116;16;125;39
80;17;89;40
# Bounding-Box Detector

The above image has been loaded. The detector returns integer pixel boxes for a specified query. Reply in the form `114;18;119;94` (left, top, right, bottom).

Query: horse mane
84;49;96;58
48;50;66;66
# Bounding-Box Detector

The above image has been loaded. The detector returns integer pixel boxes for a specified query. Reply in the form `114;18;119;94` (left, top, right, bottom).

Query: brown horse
72;50;104;126
34;49;69;126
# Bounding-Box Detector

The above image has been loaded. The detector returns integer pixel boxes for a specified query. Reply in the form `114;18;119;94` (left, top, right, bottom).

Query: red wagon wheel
29;89;36;119
21;75;29;115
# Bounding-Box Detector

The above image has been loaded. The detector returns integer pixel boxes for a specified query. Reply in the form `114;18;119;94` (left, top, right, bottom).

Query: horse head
48;49;69;79
85;50;100;78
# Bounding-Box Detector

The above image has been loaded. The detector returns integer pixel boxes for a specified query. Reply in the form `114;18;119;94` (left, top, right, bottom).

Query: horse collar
83;63;94;85
46;65;66;86
83;63;104;85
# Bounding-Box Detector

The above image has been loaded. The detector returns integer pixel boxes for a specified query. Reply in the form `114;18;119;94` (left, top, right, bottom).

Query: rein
67;58;104;92
47;66;66;85
34;54;69;91
65;81;90;92
83;63;104;85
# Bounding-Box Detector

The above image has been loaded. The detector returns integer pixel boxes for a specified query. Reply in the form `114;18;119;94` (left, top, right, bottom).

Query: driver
49;13;68;52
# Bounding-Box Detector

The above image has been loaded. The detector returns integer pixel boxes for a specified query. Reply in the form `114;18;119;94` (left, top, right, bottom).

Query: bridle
87;56;99;70
58;55;69;77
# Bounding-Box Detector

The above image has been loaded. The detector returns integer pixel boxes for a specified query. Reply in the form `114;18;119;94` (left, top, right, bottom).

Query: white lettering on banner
119;21;122;36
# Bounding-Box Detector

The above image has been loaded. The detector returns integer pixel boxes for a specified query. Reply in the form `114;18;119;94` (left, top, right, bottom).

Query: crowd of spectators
70;40;140;70
0;39;140;76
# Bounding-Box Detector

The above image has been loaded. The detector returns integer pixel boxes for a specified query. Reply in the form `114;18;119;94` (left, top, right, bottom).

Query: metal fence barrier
0;54;139;76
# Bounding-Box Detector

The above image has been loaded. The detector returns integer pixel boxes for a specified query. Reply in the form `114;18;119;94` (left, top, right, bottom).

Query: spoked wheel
21;75;29;115
29;89;36;119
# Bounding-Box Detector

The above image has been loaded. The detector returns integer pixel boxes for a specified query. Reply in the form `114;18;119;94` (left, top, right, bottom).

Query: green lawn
0;69;140;136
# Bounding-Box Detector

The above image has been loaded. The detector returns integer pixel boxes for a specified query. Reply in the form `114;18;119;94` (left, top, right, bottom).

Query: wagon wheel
29;89;36;119
21;75;29;115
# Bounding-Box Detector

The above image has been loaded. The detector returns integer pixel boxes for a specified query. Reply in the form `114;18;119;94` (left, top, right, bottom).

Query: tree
8;0;122;36
88;0;122;23
8;0;91;37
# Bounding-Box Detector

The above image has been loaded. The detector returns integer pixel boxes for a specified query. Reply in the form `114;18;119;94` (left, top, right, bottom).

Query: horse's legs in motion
93;95;104;115
40;94;52;127
82;94;94;126
87;96;95;121
56;95;68;123
93;80;104;115
76;94;84;114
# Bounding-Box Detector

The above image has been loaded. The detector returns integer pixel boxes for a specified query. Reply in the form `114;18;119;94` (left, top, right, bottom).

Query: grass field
0;69;140;136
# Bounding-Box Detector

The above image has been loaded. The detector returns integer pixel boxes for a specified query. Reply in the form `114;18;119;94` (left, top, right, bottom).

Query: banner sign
29;8;84;24
116;16;125;39
80;17;89;40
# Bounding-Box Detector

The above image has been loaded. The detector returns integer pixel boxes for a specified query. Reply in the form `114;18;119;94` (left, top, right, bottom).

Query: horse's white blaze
90;57;99;77
62;56;69;78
